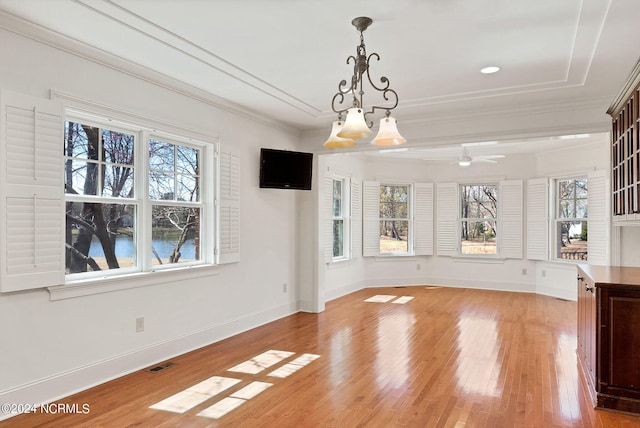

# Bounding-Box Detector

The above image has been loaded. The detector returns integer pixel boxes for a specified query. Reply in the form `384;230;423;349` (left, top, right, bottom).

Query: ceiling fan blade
472;159;498;163
475;154;506;160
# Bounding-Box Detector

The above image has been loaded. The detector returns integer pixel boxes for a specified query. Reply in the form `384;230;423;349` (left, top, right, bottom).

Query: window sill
452;256;506;264
48;264;221;301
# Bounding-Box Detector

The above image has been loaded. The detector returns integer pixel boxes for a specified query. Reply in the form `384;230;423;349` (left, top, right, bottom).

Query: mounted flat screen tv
259;148;313;190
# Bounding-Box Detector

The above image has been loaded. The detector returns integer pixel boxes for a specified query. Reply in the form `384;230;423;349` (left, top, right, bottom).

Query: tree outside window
460;184;497;255
379;184;409;254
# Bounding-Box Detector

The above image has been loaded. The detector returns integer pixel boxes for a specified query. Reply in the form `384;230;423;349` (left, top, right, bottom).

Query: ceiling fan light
323;120;357;148
337;108;373;139
372;116;406;146
458;160;471;167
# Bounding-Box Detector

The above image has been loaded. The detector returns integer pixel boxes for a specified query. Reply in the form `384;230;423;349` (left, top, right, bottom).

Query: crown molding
0;10;301;136
607;56;640;116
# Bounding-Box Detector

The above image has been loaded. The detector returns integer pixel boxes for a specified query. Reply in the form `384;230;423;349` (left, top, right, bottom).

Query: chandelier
324;17;406;148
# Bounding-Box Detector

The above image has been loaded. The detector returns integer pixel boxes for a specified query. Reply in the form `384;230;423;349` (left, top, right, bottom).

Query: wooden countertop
578;264;640;290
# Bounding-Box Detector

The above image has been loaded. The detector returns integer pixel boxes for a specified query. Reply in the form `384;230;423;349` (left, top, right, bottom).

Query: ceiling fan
450;147;505;166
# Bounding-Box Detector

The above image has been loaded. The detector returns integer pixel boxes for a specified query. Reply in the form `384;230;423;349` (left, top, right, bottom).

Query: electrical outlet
542;270;546;278
282;283;287;293
521;268;527;275
417;263;421;271
136;317;144;332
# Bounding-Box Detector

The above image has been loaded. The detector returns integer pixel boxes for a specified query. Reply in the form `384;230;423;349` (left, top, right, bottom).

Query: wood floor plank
4;286;640;427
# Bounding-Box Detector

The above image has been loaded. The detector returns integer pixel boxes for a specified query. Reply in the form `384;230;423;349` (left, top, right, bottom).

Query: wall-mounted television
259;148;313;190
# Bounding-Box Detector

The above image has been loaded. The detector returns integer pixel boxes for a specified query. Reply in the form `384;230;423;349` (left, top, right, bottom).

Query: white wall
0;29;304;409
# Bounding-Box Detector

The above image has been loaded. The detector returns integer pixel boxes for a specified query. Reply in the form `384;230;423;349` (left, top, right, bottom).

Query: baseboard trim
0;302;296;421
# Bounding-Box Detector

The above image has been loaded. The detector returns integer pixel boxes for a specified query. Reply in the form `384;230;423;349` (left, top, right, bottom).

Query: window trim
63;110;216;282
458;182;499;257
331;176;351;262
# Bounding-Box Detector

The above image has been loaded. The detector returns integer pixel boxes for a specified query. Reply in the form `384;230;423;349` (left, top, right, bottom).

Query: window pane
149;173;175;200
149;140;175;171
460;220;497;255
576;199;588;218
556;221;588;261
176;175;198;202
333;180;342;217
102;129;134;165
379;220;408;253
558;180;574;199
151;205;200;265
333;220;344;257
176;145;199;175
65;159;99;195
65;202;136;273
559;199;574;218
103;166;134;198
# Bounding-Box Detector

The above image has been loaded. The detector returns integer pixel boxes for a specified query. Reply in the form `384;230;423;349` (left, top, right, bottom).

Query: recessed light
480;66;501;74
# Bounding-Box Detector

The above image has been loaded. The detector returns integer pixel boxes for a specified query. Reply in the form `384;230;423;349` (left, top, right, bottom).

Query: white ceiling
0;0;638;159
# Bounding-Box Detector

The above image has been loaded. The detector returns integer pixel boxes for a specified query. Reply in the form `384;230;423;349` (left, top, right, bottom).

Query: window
332;177;350;260
555;177;588;261
379;184;410;254
64;118;211;279
460;184;498;255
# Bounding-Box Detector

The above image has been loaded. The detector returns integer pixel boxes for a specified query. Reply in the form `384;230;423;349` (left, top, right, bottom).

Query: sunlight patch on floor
227;349;295;374
268;353;320;378
365;295;414;304
392;296;414;304
365;295;397;303
149;376;241;413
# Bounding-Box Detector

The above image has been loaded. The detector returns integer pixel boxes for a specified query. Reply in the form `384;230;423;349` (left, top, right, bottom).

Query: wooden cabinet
577;264;640;414
608;60;640;223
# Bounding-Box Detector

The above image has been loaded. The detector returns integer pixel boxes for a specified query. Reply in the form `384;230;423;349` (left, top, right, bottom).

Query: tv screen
259;148;313;190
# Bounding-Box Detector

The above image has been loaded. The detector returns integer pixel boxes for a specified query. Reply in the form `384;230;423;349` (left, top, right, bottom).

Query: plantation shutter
414;183;434;256
351;180;362;259
323;176;334;263
526;178;549;260
0;90;64;292
498;180;523;259
363;181;380;257
218;147;240;264
436;182;457;256
587;170;608;266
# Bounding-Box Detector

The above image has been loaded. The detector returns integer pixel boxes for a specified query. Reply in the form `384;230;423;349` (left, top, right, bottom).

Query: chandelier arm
331;92;352;115
364;53;392;91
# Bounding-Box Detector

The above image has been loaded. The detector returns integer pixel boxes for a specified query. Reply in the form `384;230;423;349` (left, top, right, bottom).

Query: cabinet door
599;288;640;399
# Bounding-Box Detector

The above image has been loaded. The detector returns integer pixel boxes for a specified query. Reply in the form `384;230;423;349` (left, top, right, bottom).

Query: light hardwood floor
4;286;640;427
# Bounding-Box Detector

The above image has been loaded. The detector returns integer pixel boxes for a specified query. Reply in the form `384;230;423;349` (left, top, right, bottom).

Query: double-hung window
459;184;498;255
64;117;212;279
554;177;588;261
379;184;411;255
332;177;350;260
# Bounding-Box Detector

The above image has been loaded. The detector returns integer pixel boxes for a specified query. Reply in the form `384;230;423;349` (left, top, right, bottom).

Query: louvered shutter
526;178;549;260
218;148;240;264
351;180;362;258
587;170;608;265
499;180;523;259
436;183;457;256
323;176;334;263
1;90;64;292
362;181;380;257
414;183;434;256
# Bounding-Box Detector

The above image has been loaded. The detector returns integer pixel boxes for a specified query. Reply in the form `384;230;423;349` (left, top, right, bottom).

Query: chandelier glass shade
324;17;406;148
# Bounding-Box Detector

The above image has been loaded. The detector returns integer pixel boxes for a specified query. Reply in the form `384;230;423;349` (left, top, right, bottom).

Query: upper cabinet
608;59;640;224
